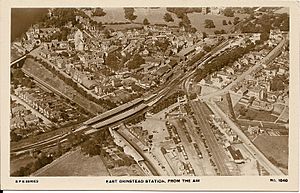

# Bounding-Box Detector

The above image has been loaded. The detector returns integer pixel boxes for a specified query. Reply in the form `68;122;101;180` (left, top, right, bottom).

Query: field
87;7;181;25
188;13;248;34
34;149;110;176
108;165;145;176
253;135;288;171
87;8;249;34
10;154;36;174
235;103;278;122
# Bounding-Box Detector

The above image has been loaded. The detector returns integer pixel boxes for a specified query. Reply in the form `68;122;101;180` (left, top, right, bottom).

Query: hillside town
10;7;289;177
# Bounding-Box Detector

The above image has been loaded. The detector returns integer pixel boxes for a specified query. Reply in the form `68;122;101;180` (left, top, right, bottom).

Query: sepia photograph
1;0;299;191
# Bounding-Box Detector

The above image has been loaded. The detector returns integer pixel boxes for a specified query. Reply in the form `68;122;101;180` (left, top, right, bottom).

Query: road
200;37;287;100
206;101;285;175
190;101;231;176
29;47;102;100
10;35;238;168
11;94;53;125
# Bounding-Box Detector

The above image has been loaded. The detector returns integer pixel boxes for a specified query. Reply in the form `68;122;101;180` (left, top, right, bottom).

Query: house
237;86;248;96
161;71;173;83
225;67;235;75
216;71;231;81
269;29;283;41
24;114;39;125
56;57;65;69
11;105;26;116
247;86;263;99
249;33;261;43
277;66;288;75
112;79;123;88
80;76;97;90
239;58;249;66
233;61;242;69
168;60;178;68
94;85;103;95
177;46;196;60
10;117;25;129
248;125;260;135
252;100;273;111
263;67;277;77
141;49;149;56
143;56;163;66
156;65;171;77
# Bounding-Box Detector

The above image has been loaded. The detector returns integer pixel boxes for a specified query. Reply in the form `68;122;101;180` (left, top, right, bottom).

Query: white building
74;29;84;51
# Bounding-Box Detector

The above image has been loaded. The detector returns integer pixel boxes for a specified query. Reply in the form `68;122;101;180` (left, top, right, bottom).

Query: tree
127;54;145;69
270;76;286;91
190;27;197;33
124;8;137;22
92;8;106;17
105;52;121;71
203;45;212;52
224;8;234;17
179;14;191;29
163;13;174;22
228;20;232;25
81;139;101;157
222;20;227;25
204;19;215;28
143;18;150;25
214;29;226;34
202;32;207;39
155;39;170;52
10;131;22;142
233;17;240;25
239;105;247;116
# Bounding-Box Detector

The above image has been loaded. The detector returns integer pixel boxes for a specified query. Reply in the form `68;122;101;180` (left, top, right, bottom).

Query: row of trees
194;42;256;82
79;129;137;168
166;8;197;33
149;90;185;114
241;13;289;34
12;129;91;176
11;153;54;176
30;56;117;111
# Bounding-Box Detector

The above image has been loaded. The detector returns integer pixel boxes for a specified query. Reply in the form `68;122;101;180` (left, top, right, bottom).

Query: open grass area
188;13;248;34
235;103;278;122
253;135;288;171
87;8;181;26
34;149;110;176
108;164;145;176
86;8;249;34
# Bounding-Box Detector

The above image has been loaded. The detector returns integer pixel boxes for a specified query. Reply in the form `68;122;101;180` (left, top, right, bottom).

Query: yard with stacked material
34;149;110;176
22;58;105;115
253;134;288;173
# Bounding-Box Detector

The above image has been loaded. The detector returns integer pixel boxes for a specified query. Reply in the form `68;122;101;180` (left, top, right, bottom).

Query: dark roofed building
156;65;171;77
227;146;244;164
